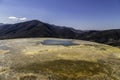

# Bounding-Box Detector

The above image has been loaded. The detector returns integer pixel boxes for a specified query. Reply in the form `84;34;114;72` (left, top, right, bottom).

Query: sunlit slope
0;38;120;80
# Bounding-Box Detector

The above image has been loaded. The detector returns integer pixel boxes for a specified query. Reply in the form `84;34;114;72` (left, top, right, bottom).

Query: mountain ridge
0;20;120;46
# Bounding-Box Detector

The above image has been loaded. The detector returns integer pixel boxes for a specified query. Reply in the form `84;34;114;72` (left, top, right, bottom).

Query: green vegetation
13;60;110;79
20;75;37;80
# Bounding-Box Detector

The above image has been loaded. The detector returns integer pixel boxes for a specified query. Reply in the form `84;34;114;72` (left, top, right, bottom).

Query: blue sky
0;0;120;30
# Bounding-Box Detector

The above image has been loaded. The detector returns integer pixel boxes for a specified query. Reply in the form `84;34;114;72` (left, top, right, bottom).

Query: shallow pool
41;39;78;46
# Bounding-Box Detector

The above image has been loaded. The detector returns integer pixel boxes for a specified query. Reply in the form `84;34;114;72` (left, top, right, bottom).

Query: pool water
41;39;78;46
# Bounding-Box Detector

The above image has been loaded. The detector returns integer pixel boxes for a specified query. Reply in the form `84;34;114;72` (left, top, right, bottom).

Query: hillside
0;20;82;39
79;30;120;46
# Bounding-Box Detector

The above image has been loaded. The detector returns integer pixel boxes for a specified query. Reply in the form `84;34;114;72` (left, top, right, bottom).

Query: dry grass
0;38;120;80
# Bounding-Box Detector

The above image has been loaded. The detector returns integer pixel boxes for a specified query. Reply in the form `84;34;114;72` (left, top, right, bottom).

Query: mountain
79;29;120;46
0;20;83;39
0;23;4;26
0;20;119;46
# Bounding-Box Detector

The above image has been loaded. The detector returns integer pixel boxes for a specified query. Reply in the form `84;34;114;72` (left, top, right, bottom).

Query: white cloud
8;16;18;20
8;16;27;21
19;17;27;21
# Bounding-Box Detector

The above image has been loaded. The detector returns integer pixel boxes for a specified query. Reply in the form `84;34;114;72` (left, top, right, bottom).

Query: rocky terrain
0;38;120;80
0;20;120;47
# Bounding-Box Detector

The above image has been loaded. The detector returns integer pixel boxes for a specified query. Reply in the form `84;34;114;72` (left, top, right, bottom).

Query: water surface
41;39;78;46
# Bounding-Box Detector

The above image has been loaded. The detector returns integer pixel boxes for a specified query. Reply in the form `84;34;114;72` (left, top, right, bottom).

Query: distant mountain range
0;20;120;46
0;23;4;26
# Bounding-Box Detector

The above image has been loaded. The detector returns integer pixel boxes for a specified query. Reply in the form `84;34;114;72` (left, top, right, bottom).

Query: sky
0;0;120;30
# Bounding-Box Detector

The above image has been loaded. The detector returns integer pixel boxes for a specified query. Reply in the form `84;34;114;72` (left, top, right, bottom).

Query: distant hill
0;20;119;46
79;29;120;46
0;20;83;39
0;23;4;26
